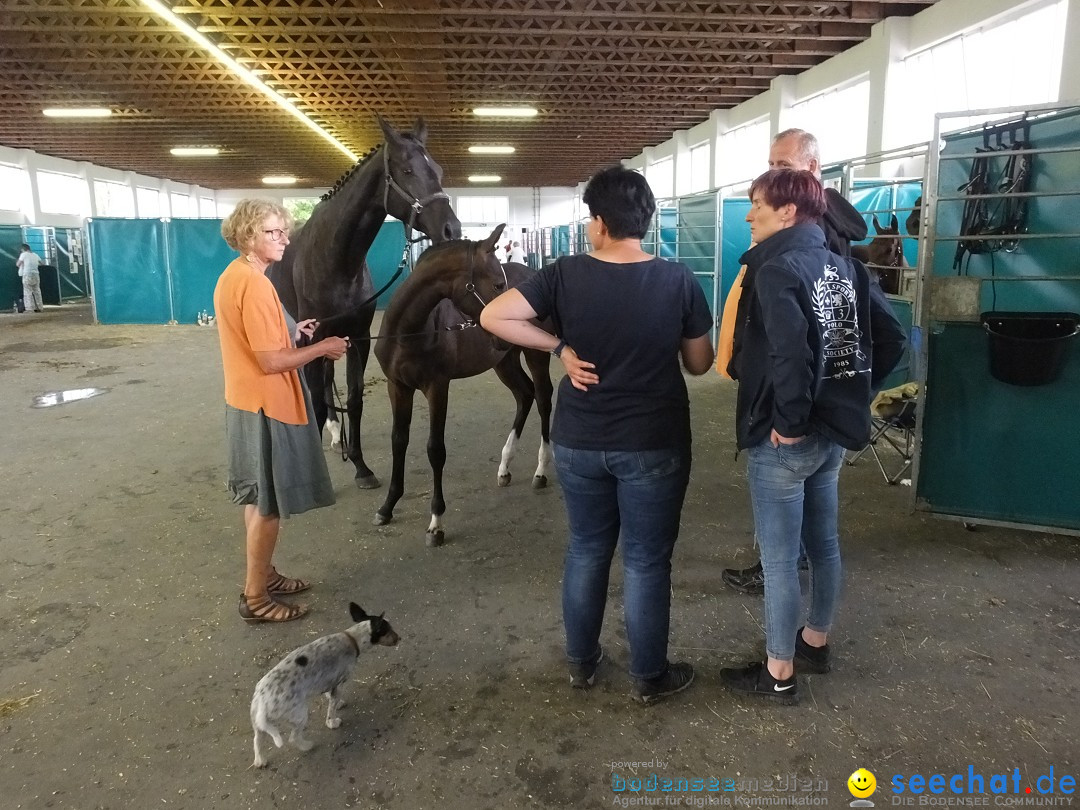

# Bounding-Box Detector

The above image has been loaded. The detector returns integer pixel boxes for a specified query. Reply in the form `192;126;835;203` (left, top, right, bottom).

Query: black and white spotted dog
250;602;399;768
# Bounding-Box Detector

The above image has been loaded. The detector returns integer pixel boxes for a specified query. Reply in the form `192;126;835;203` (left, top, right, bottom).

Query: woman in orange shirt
215;199;349;623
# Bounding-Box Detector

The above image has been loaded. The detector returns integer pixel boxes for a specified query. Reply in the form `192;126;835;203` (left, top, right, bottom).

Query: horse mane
319;132;427;203
320;146;380;202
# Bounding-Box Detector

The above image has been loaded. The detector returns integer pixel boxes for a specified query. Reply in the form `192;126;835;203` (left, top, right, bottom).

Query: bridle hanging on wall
953;117;1033;273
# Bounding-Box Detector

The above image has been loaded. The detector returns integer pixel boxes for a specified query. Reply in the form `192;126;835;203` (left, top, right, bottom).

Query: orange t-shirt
213;258;308;425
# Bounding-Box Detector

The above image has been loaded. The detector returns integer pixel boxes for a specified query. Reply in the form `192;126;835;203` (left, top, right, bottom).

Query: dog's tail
252;701;285;749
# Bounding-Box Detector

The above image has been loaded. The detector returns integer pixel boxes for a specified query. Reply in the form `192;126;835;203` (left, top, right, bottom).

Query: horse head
377;114;462;244
905;197;922;237
867;214;904;268
409;224;507;320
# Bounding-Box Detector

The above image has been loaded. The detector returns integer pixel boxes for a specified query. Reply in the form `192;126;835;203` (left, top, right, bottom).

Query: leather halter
382;144;450;244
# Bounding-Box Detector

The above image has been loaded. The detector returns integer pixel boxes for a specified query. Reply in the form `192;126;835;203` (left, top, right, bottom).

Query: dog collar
341;631;361;656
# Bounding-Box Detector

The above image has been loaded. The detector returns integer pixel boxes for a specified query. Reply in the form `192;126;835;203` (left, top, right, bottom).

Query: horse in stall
852;214;908;295
372;225;554;547
269;115;461;489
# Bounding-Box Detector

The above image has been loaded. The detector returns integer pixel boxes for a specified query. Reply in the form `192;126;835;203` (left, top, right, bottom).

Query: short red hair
749;169;827;224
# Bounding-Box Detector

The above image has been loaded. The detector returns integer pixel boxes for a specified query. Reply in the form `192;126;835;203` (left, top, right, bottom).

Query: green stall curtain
88;218;171;324
0;225;24;311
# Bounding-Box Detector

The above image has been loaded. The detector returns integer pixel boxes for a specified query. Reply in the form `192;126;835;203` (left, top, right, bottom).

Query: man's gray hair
773;128;820;166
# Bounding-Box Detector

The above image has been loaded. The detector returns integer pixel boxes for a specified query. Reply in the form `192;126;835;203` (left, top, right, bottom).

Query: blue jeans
747;434;844;661
553;444;691;680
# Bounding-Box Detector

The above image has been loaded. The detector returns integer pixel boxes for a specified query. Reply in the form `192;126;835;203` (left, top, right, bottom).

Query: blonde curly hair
221;199;294;253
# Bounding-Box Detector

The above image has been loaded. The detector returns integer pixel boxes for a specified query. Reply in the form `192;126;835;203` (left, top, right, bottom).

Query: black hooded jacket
730;223;906;451
821;187;868;257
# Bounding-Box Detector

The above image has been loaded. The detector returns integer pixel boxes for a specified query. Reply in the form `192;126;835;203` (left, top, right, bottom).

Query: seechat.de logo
849;768;878;807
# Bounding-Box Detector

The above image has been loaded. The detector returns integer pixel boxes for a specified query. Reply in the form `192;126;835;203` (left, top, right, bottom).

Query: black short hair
582;166;656;240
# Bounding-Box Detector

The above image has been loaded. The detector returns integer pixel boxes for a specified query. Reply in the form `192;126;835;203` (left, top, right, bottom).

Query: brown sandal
239;593;308;623
266;570;311;595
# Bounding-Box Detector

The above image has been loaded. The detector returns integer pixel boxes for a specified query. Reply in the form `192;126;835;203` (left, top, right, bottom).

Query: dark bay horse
852;214;908;295
373;225;554;547
269;115;461;488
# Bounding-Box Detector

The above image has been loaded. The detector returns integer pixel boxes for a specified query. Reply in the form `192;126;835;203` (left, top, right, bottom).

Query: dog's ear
350;602;368;621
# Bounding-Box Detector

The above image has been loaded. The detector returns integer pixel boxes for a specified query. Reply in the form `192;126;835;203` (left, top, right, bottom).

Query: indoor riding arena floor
2;302;1077;810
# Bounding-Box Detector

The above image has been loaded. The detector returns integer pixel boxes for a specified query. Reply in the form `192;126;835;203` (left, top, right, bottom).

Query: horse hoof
497;473;512;488
426;530;445;548
532;475;548;489
355;474;380;490
373;511;392;526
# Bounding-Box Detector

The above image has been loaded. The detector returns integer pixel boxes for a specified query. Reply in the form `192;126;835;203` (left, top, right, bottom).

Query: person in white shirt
508;241;527;264
16;243;43;312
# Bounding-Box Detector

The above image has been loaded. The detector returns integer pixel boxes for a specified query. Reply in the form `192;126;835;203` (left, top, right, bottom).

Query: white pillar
1059;0;1080;100
771;75;798;136
868;17;912;155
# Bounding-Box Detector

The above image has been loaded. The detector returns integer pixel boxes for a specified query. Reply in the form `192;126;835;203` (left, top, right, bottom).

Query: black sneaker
794;628;831;674
568;647;604;689
633;662;695;704
721;561;764;595
719;661;799;705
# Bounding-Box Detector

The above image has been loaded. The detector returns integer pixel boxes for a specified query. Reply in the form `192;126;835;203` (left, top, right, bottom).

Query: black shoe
794;628;831;674
721;561;764;595
568;647;604;689
720;661;799;705
632;662;695;704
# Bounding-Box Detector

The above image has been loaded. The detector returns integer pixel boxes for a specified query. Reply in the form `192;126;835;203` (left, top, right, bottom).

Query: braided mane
320;145;381;203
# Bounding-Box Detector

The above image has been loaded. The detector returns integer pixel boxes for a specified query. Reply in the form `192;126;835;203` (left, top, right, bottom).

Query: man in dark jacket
719;169;905;703
721;128;869;594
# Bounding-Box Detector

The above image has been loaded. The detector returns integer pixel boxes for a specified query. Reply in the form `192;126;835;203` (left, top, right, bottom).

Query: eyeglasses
263;228;290;241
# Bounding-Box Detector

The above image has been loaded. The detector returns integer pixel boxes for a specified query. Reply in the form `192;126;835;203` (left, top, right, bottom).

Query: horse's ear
872;214;883;233
480;224;507;253
412;118;428;145
890;214;900;233
376;114;404;147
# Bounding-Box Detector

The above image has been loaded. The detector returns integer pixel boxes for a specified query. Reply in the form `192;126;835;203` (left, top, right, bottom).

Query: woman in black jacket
721;169;906;704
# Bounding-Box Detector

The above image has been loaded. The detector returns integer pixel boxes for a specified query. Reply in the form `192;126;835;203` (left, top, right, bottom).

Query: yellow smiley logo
848;768;877;798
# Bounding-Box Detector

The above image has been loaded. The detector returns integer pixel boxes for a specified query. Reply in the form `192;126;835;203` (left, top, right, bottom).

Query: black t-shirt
517;254;713;451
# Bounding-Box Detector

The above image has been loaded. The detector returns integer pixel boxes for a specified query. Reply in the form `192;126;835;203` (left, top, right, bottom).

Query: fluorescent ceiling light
262;176;298;185
170;147;220;156
468;145;515;154
140;0;357;162
473;107;537;118
43;107;113;118
468;175;502;183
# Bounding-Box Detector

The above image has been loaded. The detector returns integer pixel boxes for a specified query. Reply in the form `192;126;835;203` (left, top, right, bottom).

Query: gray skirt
225;386;335;519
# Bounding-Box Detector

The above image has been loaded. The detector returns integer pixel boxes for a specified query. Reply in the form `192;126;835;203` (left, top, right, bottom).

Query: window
284;197;319;224
789;79;870;164
0;164;29;212
716;118;770;187
199;197;216;218
455;195;509;224
94;180;135;217
688;142;711;194
37;171;91;216
893;0;1067;145
646;156;673;200
170;192;193;218
136;187;161;218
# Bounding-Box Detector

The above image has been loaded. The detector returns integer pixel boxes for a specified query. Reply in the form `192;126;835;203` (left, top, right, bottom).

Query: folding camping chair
845;395;918;485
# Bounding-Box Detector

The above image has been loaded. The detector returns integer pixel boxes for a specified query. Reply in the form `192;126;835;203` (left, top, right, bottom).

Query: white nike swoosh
773;683;795;692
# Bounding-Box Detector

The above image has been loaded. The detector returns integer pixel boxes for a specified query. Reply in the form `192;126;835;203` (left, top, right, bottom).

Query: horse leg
492;351;536;488
346;338;380;488
323;360;341;448
423;381;449;548
305;358;329;435
374;379;413;526
522;348;555;489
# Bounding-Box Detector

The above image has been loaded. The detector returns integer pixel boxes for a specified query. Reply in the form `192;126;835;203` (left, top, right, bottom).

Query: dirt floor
1;301;1078;810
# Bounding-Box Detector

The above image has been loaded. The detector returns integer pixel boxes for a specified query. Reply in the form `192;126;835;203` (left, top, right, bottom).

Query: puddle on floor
31;387;109;408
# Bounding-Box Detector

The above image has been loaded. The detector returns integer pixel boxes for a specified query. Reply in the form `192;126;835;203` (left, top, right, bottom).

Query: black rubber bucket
981;311;1079;386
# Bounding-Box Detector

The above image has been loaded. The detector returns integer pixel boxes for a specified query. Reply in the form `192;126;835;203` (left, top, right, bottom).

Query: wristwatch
551;339;567;358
